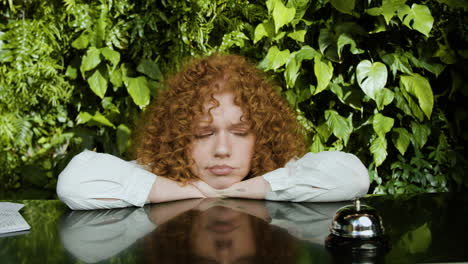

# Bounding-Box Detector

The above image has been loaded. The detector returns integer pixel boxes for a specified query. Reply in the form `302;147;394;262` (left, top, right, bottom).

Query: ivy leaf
372;113;394;137
65;65;77;80
92;111;115;128
392;127;411;155
400;74;433;119
367;0;406;24
100;47;120;68
314;56;333;94
356;60;388;100
285;54;300;88
272;0;296;33
126;76;150;108
137;59;163;81
108;67;122;90
287;30;306;42
71;33;89;50
397;4;434;37
81;47;101;73
396;86;425;122
325;110;353;146
254;21;274;43
87;69;107;99
117;124;131;154
337;34;363;58
382;52;413;77
318;28;334;55
411;121;431;149
76;112;93;125
284;46;318;88
310;135;326;153
370;135;388;167
330;0;355;14
375;88;395;110
76;111;114;128
258;46;290;71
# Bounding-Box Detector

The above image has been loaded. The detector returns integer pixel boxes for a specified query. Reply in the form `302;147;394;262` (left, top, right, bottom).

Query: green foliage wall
0;0;467;198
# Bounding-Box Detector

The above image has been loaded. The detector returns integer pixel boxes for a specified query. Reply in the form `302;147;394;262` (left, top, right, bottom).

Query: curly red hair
135;54;306;184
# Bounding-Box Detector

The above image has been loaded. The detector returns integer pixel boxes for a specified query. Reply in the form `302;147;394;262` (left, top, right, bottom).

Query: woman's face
190;92;256;189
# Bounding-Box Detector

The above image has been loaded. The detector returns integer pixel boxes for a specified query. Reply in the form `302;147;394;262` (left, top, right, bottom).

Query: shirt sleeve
262;151;370;202
59;208;157;263
265;201;348;245
56;150;157;210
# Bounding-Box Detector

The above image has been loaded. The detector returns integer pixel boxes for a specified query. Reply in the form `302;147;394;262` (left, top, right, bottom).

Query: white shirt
56;150;369;210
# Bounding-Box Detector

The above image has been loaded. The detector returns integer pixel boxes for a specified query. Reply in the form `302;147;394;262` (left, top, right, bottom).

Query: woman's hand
190;180;227;198
192;176;272;200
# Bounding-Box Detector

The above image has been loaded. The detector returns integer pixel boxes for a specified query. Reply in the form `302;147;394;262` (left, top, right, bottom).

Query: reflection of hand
148;198;203;225
195;198;271;223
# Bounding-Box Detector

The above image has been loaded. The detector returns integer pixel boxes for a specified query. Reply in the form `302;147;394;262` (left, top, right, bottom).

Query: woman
56;54;369;210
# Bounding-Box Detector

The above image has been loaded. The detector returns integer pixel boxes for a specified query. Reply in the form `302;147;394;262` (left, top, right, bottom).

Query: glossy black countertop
1;192;467;264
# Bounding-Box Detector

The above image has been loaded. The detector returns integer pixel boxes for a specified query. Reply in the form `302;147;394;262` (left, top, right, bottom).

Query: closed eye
195;132;214;138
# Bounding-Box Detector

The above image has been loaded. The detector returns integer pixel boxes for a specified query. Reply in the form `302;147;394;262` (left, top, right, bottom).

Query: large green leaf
367;0;406;24
318;28;334;55
87;69;107;99
330;0;355;14
356;60;388;100
287;30;306;42
126;76;150;108
258;46;290;71
410;121;431;149
310;135;326;153
295;45;318;61
100;47;120;67
137;59;163;81
381;52;413;77
325;110;353;146
285;54;300;88
392;127;411;155
375;88;395;110
91;111;115;128
272;0;296;33
397;4;434;37
81;47;101;73
400;74;433;119
372;113;394;137
337;34;363;58
71;33;89;50
254;22;274;43
284;46;318;88
370;135;388;166
314;56;333;94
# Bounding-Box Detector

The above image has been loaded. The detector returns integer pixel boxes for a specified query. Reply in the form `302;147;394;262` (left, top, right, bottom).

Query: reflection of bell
325;199;389;263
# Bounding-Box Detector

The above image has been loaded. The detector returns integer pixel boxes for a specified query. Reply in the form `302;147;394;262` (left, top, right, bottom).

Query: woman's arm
193;151;369;202
57;150;205;210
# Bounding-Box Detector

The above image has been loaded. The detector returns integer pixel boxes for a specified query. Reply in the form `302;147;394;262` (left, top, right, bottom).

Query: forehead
198;92;244;124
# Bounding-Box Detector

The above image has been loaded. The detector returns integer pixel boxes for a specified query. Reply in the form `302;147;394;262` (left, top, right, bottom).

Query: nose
214;131;231;158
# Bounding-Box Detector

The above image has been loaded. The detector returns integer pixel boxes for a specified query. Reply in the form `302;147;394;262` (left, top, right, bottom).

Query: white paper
0;202;31;234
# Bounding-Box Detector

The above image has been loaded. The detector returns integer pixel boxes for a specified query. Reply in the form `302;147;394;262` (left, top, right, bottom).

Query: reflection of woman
59;199;340;263
145;205;299;264
56;54;369;210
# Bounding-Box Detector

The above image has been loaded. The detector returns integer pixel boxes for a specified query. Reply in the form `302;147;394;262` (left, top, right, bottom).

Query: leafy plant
0;0;466;197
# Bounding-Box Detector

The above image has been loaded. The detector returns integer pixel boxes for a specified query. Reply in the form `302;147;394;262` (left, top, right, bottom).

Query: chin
207;177;240;189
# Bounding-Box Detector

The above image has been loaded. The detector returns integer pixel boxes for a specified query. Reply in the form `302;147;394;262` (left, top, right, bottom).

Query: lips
208;165;235;176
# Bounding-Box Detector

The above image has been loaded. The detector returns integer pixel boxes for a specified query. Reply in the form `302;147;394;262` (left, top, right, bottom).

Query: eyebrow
195;122;251;130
